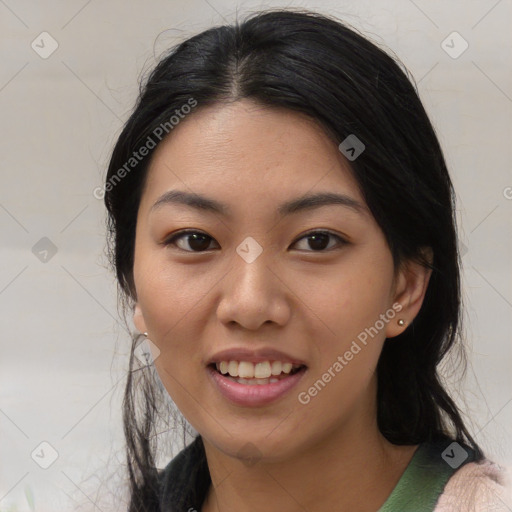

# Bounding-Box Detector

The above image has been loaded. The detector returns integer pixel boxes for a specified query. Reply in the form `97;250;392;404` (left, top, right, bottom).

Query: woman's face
132;99;422;461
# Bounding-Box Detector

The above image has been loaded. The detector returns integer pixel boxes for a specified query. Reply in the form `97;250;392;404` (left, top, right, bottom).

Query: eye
163;229;347;253
292;230;347;252
163;230;217;252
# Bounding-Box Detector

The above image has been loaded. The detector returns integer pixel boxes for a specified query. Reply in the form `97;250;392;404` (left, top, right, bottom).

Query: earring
143;332;148;337
397;319;405;326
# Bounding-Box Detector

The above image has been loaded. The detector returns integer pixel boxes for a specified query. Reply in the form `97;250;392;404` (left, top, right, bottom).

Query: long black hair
104;8;483;511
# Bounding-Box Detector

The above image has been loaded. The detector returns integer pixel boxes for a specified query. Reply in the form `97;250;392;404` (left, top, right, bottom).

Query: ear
133;303;148;335
385;247;433;339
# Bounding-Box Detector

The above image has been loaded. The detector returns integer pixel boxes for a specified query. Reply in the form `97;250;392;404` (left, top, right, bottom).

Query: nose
216;248;291;331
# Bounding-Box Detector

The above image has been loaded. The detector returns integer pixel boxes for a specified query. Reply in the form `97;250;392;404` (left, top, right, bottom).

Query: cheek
133;259;209;381
297;273;386;420
138;266;210;423
135;254;210;331
300;257;392;409
309;266;390;344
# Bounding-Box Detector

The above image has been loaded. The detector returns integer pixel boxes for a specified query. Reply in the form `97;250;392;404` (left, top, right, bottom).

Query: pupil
189;233;210;251
309;233;329;251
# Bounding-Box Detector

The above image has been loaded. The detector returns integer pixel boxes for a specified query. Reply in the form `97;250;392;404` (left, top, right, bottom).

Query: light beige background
1;0;511;510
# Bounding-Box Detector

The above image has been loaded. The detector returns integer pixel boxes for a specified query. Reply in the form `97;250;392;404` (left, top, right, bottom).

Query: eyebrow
150;190;368;218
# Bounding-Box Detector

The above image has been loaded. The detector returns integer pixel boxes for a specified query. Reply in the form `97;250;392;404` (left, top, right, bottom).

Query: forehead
141;99;365;212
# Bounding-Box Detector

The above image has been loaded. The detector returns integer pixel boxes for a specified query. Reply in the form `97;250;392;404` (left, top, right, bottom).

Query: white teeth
238;361;254;378
282;362;293;373
234;376;281;385
228;361;238;377
254;362;271;379
271;361;282;375
214;360;302;379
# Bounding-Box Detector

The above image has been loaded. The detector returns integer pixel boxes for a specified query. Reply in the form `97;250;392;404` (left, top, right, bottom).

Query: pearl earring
143;332;148;337
397;319;405;326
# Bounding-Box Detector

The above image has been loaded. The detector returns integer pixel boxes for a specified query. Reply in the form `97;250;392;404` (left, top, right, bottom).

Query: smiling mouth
208;362;306;385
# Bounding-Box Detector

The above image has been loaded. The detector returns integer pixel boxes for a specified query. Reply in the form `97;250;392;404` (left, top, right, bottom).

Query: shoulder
435;458;512;511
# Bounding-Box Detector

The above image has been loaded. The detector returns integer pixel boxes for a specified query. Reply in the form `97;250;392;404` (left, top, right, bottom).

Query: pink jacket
434;459;512;511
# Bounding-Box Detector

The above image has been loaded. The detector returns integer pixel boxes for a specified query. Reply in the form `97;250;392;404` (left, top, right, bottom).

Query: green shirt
378;438;476;511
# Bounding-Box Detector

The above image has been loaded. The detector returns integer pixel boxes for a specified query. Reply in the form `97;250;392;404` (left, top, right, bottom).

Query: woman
104;9;509;511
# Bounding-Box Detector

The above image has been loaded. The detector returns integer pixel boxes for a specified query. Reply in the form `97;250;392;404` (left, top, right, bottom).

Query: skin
132;99;432;512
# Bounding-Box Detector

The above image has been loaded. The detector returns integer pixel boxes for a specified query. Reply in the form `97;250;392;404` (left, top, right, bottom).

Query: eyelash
162;229;347;253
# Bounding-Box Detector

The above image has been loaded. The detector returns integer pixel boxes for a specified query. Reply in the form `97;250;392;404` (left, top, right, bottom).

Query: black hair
104;8;483;511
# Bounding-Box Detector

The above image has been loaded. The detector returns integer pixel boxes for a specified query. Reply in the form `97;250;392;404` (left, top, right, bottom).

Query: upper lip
207;347;307;366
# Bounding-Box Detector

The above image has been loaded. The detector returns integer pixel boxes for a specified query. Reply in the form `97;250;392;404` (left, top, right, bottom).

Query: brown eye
164;230;217;252
163;229;347;253
292;231;347;252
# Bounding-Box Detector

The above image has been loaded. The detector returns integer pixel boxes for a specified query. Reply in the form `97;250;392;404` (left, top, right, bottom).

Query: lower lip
206;365;307;407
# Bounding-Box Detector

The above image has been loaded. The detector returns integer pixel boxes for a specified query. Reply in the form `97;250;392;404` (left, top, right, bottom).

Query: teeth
215;360;302;378
271;361;282;376
228;361;238;377
255;362;271;378
234;377;281;385
282;362;293;373
239;361;254;378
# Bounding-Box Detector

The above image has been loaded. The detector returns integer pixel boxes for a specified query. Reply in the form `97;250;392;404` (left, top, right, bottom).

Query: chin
202;427;303;465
